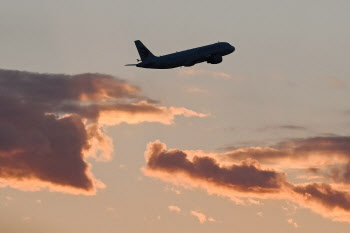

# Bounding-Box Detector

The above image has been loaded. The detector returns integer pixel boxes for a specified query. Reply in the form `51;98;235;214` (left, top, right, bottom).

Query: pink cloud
0;69;206;195
143;140;350;223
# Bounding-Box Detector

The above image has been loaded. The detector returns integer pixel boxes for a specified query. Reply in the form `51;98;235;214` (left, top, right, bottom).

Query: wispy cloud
190;210;215;224
168;205;181;213
287;218;299;228
164;186;182;195
257;125;308;132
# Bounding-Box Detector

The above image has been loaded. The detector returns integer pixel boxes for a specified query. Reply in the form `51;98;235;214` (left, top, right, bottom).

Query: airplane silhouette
126;40;235;69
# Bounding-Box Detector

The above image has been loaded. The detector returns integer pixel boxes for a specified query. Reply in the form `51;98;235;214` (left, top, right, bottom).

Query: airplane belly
183;54;205;67
142;58;179;69
157;56;183;68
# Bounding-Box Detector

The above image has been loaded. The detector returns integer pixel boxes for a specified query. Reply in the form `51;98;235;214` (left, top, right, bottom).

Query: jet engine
207;55;223;64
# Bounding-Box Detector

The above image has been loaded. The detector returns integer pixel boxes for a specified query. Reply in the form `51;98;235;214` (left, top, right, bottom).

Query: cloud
190;210;212;224
219;136;350;171
168;205;181;213
0;69;206;195
292;183;350;222
144;141;286;194
190;210;216;223
170;187;181;195
143;139;350;222
257;125;308;132
287;218;299;228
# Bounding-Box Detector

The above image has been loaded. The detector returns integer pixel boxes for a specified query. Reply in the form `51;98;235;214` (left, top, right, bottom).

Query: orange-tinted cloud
220;137;350;182
143;140;350;222
145;141;286;194
190;210;215;224
287;218;299;228
292;183;350;222
223;137;350;160
190;210;207;224
168;205;181;213
0;69;206;195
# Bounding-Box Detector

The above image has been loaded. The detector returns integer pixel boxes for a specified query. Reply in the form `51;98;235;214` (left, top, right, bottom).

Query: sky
0;0;350;232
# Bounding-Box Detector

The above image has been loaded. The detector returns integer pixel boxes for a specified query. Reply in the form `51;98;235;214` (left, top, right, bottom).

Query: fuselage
136;42;235;69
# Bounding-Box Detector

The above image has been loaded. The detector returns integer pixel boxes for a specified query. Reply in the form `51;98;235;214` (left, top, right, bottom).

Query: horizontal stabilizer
125;64;137;66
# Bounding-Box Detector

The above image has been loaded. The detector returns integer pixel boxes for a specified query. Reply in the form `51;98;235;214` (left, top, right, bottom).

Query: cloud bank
0;69;206;195
143;137;350;222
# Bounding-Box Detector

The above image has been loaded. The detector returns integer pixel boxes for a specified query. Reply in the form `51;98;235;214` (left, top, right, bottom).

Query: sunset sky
1;1;350;233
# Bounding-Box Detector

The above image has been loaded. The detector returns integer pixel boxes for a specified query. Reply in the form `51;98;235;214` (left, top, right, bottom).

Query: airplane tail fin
134;40;155;61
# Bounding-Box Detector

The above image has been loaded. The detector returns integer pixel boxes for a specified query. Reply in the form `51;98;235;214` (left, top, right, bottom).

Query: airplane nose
231;46;235;52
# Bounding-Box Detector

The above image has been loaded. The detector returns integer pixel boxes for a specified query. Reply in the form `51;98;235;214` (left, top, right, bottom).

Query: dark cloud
221;136;350;185
278;125;307;130
257;125;308;132
0;69;140;103
219;136;350;163
0;69;141;194
0;69;205;194
307;167;320;173
293;183;350;211
144;140;350;222
327;162;350;184
0;69;144;122
278;137;350;155
0;110;92;190
146;141;286;193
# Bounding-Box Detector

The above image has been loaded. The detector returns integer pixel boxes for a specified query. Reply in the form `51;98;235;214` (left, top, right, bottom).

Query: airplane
125;40;235;69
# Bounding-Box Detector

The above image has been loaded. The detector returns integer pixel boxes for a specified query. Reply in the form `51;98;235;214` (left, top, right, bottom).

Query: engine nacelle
207;55;223;64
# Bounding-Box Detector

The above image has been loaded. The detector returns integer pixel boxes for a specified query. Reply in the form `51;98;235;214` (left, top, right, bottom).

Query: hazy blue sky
1;1;350;233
